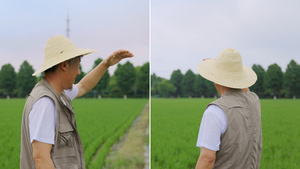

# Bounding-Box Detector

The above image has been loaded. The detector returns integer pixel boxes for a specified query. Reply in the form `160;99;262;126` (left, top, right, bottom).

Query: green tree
205;79;217;97
0;64;16;97
75;65;85;84
181;69;195;97
170;69;183;97
115;61;136;98
108;74;122;97
151;73;162;97
158;79;176;98
136;62;149;97
17;61;36;97
92;58;110;97
193;74;206;97
284;60;300;98
250;64;265;98
264;64;283;98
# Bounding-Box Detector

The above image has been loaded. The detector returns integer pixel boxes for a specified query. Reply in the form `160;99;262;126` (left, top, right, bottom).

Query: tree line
152;60;300;99
0;59;149;98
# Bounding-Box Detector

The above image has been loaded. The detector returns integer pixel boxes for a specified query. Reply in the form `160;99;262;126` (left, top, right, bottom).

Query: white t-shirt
196;104;227;151
29;84;79;145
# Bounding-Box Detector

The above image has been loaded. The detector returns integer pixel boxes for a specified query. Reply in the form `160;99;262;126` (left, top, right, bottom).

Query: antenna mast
66;13;70;38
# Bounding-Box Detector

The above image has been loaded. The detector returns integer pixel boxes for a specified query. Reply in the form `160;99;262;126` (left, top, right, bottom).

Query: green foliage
284;60;300;98
193;75;206;97
0;98;147;169
157;79;176;98
181;69;195;97
170;70;183;97
108;75;122;97
250;64;265;98
0;64;16;97
75;65;85;84
264;64;283;97
92;58;110;96
17;61;36;98
115;61;136;96
151;73;162;97
151;98;300;169
136;62;149;97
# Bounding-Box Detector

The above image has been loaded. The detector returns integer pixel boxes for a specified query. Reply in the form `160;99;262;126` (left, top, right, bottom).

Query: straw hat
32;35;97;76
197;48;257;89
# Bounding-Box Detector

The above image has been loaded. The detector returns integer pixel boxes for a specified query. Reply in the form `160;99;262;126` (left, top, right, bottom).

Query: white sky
0;0;149;75
151;0;300;79
1;1;300;79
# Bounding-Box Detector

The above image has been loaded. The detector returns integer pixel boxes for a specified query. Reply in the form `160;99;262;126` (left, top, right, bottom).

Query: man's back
211;89;262;169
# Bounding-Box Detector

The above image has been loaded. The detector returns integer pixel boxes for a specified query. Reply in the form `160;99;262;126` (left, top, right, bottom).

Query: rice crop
0;98;147;169
151;98;300;169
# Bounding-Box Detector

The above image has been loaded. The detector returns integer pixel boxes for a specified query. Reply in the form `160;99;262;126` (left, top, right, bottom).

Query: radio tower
66;13;70;38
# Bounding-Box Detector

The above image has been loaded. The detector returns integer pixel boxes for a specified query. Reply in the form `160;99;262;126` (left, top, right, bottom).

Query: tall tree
108;74;121;97
264;64;283;98
151;73;162;97
170;69;183;97
250;64;265;97
136;62;149;97
181;69;195;97
284;60;300;98
92;58;110;97
17;61;36;97
114;61;136;98
0;64;16;97
193;74;206;97
158;79;176;98
205;79;217;98
75;65;85;84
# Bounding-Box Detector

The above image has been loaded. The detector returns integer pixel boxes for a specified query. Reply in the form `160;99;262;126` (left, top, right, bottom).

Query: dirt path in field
103;102;149;169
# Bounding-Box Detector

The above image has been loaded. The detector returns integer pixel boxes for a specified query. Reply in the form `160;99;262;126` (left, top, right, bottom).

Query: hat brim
32;48;97;76
197;59;257;89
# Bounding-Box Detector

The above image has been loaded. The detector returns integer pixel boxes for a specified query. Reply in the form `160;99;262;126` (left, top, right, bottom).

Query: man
20;35;133;169
195;48;262;169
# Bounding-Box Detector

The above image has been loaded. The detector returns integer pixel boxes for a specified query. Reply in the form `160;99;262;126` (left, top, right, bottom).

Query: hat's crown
44;35;77;60
216;48;243;73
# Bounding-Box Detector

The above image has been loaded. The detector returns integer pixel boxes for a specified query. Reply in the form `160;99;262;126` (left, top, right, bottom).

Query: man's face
65;57;81;89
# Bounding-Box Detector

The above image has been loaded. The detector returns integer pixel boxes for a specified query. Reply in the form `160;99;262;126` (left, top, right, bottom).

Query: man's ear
60;61;69;72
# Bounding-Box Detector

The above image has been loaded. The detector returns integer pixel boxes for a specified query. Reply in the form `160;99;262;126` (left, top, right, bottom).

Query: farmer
20;35;133;169
195;48;262;169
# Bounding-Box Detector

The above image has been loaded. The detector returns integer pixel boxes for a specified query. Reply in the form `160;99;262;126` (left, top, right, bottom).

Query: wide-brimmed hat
32;35;97;76
197;48;257;89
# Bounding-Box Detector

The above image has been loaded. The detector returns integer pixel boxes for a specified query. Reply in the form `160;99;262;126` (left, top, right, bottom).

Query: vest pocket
58;123;74;148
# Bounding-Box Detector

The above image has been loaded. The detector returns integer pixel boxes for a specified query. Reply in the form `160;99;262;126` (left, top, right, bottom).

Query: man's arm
195;148;216;169
76;49;133;98
32;140;55;169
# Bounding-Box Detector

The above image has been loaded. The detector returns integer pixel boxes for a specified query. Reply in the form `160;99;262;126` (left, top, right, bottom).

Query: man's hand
76;49;133;98
32;140;55;169
104;49;134;67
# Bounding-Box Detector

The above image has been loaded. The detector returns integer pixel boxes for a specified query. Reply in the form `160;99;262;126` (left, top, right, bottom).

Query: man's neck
215;83;230;96
44;74;63;94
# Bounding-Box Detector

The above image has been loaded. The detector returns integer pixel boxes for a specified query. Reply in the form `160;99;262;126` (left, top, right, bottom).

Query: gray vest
209;89;262;169
20;78;85;169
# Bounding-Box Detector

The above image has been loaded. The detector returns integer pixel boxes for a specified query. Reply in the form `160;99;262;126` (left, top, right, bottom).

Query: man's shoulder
30;82;56;100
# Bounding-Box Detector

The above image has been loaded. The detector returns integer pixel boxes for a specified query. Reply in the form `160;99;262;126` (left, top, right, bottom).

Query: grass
151;98;300;169
104;103;149;169
0;98;147;169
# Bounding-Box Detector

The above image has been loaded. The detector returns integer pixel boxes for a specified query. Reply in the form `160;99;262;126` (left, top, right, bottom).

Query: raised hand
105;49;134;67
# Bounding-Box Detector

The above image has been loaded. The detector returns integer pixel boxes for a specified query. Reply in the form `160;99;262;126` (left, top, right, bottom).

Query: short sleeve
29;97;56;145
64;84;79;100
196;105;227;151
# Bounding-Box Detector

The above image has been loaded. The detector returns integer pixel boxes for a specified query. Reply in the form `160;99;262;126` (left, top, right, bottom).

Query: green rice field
0;98;147;169
151;98;300;169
